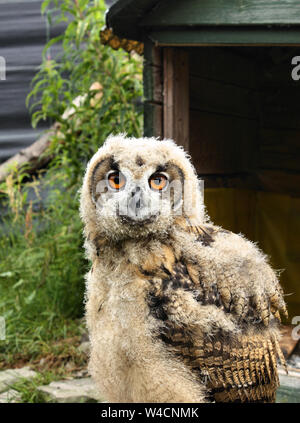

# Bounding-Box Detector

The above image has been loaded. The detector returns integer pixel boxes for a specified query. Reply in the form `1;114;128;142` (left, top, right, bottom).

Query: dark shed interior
187;46;300;318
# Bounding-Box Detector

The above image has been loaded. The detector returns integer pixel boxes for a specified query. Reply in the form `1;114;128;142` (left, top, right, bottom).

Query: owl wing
142;227;286;402
184;223;288;326
159;318;282;402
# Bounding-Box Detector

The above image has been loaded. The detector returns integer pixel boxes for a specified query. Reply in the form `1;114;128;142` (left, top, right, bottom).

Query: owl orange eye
107;171;126;190
149;173;168;191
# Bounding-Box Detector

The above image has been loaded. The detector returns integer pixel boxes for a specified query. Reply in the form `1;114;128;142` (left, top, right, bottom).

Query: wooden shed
104;0;300;320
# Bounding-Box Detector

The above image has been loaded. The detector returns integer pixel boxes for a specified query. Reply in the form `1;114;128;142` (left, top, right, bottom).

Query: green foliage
11;371;62;403
0;171;87;359
27;0;143;181
0;0;143;364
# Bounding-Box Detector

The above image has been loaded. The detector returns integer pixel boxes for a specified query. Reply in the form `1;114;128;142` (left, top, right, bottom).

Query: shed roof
106;0;300;45
106;0;162;41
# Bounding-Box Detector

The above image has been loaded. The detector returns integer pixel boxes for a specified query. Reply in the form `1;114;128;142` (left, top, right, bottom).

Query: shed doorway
151;46;300;319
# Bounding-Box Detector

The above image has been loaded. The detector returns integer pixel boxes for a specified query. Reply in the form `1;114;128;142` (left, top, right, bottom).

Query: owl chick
80;135;287;403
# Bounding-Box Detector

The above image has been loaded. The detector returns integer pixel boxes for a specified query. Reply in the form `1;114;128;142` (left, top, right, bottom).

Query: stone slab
0;389;21;403
37;377;100;403
0;367;37;393
277;368;300;403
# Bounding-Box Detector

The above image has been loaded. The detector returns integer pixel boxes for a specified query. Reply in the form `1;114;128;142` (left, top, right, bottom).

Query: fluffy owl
80;135;287;403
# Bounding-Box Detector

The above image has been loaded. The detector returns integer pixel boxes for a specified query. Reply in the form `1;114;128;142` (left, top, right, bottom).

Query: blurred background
0;0;63;162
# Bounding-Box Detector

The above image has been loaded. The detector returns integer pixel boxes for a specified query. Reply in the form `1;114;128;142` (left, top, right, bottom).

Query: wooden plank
260;127;300;170
259;152;300;172
256;170;300;196
279;326;300;358
163;48;175;141
163;48;189;150
287;197;300;262
189;47;256;89
144;43;163;103
258;86;300;129
144;103;163;138
190;110;258;174
153;103;163;138
260;128;300;155
144;42;163;138
148;28;300;46
174;50;189;150
260;115;300;131
201;170;300;197
202;173;260;191
141;0;300;26
144;64;163;103
190;76;257;120
144;41;163;67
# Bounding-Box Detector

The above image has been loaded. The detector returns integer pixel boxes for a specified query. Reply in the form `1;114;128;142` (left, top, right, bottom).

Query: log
0;125;57;182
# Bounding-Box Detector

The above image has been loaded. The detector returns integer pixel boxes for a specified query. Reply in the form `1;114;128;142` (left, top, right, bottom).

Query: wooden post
163;48;189;151
143;43;163;138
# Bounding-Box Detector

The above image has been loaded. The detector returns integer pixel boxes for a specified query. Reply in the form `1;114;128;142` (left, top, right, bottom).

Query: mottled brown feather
143;233;285;403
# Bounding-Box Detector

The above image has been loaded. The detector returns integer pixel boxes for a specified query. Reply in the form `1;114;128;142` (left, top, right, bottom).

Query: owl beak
128;187;146;217
118;186;158;225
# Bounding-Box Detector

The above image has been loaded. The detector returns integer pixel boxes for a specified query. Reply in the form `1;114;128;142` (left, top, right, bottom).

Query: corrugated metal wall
0;0;116;164
0;0;64;163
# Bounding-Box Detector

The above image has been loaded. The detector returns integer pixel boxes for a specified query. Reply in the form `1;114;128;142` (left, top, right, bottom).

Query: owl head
80;135;205;242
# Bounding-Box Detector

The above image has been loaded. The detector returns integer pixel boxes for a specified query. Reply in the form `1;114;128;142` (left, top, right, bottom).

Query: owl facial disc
100;169;164;225
82;135;205;240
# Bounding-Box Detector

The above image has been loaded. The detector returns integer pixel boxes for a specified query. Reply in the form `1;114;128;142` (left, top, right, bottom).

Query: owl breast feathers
80;135;287;403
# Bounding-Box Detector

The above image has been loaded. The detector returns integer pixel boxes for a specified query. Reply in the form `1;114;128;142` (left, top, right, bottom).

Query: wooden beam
149;28;300;46
189;110;258;174
163;48;189;151
141;0;300;26
143;42;163;138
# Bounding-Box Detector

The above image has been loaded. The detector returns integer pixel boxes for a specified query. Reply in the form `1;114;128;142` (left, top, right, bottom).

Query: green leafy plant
27;0;143;182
